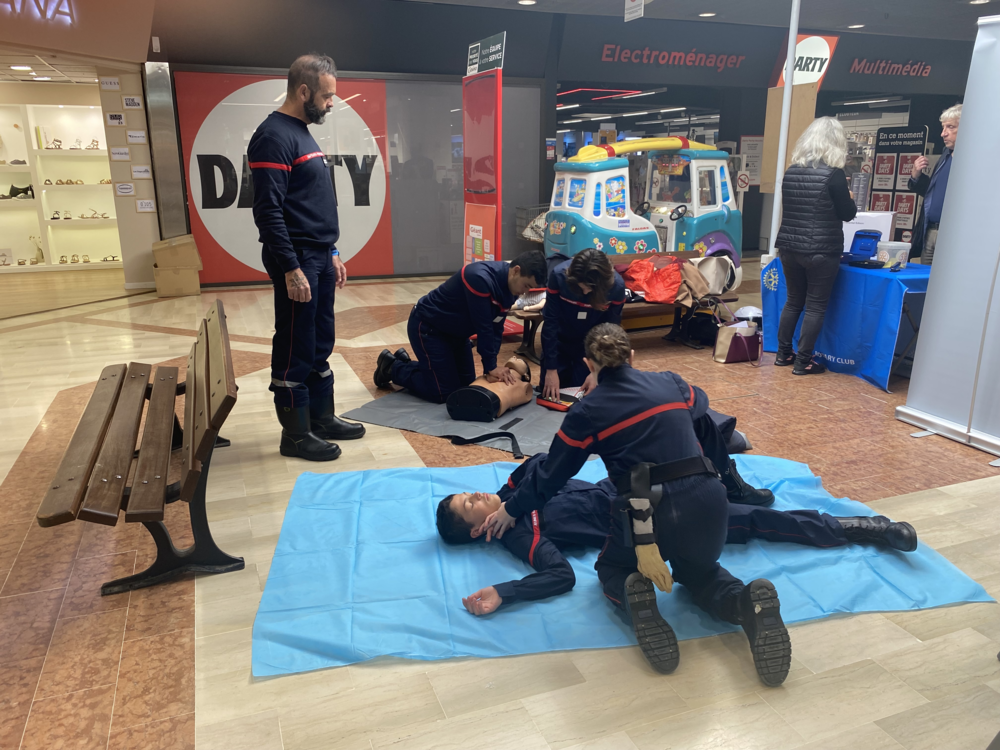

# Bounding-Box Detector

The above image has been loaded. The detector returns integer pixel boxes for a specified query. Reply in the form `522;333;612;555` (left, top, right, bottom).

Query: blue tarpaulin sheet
761;259;930;390
251;455;991;677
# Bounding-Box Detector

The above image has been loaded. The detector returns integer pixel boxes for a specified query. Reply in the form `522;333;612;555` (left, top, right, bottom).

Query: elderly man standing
908;104;961;265
249;54;366;462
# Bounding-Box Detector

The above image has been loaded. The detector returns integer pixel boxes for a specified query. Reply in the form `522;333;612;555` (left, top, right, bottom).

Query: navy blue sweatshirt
248;111;339;273
414;261;515;373
542;260;626;371
505;365;709;518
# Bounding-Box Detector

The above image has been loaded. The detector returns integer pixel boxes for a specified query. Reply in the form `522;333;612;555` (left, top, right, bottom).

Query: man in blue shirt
909;104;961;265
249;54;365;462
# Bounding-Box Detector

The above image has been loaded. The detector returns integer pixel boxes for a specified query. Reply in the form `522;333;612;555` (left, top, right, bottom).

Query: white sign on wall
624;0;644;23
122;95;143;110
100;77;120;91
106;112;126;127
136;199;156;213
188;79;386;269
740;135;764;186
110;147;131;161
127;130;147;145
131;165;152;180
115;182;135;196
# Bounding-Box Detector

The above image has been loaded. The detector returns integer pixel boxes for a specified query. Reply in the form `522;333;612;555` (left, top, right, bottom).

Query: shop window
553;178;565;207
567;178;587;209
604;175;627;218
649;154;691;204
593;182;602;217
698;168;718;209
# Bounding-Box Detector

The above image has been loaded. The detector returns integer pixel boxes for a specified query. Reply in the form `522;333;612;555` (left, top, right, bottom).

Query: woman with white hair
908;103;961;264
774;117;858;375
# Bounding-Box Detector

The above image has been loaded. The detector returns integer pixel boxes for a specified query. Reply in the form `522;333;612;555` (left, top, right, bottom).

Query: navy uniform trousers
263;249;336;409
391;308;476;404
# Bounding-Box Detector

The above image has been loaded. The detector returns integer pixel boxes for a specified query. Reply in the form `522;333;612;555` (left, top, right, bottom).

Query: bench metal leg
514;317;542;365
101;442;244;595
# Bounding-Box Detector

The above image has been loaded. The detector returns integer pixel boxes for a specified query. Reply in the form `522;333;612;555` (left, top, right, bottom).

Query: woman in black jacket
775;117;858;375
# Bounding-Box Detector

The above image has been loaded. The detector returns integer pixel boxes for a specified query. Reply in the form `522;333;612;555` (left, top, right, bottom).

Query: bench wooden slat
36;364;127;528
193;320;218;462
180;341;201;502
125;366;179;523
206;300;238;431
77;362;151;526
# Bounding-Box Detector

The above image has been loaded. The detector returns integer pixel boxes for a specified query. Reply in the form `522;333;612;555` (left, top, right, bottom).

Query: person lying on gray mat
436;451;917;617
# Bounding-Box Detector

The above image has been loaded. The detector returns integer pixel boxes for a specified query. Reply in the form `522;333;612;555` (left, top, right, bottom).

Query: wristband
331;249;340;256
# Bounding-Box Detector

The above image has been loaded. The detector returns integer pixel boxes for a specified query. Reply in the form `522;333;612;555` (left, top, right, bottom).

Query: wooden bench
36;300;244;595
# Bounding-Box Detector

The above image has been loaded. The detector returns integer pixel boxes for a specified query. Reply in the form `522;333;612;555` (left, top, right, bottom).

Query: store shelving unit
0;103;122;274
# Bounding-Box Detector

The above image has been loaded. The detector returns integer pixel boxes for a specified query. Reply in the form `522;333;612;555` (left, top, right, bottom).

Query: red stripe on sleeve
596;402;688;442
528;511;541;566
248;161;291;171
292;151;325;165
686;385;696;407
557;430;593;449
461;265;490;297
507;476;515;489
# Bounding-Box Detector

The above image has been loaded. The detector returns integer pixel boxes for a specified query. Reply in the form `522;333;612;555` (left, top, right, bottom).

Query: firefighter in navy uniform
248;53;365;462
540;248;626;401
481;323;792;685
373;251;547;403
435;453;917;613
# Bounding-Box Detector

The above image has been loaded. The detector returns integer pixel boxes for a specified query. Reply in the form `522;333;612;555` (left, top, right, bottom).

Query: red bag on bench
622;257;683;304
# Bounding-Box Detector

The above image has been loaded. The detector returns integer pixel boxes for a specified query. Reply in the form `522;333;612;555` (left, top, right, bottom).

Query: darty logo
0;0;74;24
189;80;386;269
778;36;838;88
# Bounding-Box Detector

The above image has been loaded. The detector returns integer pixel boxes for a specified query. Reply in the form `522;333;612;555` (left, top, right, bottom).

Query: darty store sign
602;44;746;73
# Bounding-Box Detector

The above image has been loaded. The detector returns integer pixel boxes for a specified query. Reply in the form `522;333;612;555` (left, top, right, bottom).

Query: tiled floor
0;267;144;321
1;271;999;750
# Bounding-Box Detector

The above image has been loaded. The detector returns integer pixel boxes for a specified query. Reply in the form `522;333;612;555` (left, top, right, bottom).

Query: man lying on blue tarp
436;452;918;615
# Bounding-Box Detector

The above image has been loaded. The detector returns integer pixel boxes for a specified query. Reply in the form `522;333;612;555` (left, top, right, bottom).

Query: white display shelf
0;164;32;172
33;149;108;158
45;218;117;227
0;199;37;210
39;183;113;191
0;259;123;273
0;262;49;272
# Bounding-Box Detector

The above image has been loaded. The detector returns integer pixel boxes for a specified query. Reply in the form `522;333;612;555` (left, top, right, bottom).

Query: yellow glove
636;544;673;593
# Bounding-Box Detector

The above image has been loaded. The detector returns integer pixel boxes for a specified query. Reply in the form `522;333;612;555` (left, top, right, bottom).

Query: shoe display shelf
0;104;122;273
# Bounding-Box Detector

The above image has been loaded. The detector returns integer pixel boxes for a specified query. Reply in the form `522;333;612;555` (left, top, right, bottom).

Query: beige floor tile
196;665;354;728
249;511;286;538
427;652;586;718
759;659;927;744
521;656;689;750
886;602;1000;642
348;656;433;689
256;560;271;590
370;700;549;750
874;628;1000;700
875;684;1000;750
938;474;1000;504
910;513;989;549
195;628;252;680
792;722;904;750
938;534;1000;571
195;590;261;638
560;732;641;750
867;490;976;522
789;614;920;674
195;564;261;604
197;708;283;750
278;673;444;750
626;693;804;750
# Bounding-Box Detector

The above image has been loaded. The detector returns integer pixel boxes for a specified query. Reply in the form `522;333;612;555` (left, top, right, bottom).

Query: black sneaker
623;573;679;675
836;516;918;552
373;349;396;389
792;357;826;376
394;348;412;364
739;579;791;687
774;351;795;367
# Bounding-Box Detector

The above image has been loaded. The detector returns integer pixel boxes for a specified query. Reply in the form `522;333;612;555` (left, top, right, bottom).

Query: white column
767;0;801;253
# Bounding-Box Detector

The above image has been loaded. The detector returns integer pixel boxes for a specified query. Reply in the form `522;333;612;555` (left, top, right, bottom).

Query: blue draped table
761;259;931;391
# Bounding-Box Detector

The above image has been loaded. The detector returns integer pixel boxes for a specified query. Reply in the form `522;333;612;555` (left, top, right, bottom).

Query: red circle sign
737;173;750;189
861;163;872;173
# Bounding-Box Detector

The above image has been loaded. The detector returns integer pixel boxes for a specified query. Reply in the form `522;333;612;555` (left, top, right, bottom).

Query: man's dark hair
567;248;615;308
287;53;338;96
436;495;477;545
509;249;547;286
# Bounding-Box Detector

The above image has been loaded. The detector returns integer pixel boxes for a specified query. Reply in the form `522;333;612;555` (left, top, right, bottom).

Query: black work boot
374;349;396;389
275;405;341;462
309;394;366;441
724;459;775;506
394;348;411;364
623;573;680;675
836;516;918;552
739;579;791;687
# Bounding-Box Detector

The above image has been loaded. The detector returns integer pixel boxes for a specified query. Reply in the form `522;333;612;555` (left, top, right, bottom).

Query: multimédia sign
849;58;933;78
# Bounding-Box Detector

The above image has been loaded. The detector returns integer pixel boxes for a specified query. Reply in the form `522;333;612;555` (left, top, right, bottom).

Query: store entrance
0;47;138;319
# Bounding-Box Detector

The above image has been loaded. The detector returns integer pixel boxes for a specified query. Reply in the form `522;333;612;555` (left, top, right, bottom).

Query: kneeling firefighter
480;323;792;685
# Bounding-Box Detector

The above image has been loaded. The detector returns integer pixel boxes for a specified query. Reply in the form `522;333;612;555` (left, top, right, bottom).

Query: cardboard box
152;234;202;270
153;264;201;297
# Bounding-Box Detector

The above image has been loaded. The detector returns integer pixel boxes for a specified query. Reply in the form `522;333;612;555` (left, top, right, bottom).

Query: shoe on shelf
82;255;90;263
29;258;38;265
59;256;68;264
739;579;791;687
623;573;680;675
46;138;62;150
63;209;72;219
51;211;60;220
10;184;32;199
86;139;100;150
10;159;26;165
17;258;26;265
70;138;82;150
70;254;79;263
0;194;10;200
74;179;83;185
0;253;9;266
0;160;5;165
43;179;52;185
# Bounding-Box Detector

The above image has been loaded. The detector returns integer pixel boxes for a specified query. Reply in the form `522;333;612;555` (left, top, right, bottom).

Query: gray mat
343;390;565;456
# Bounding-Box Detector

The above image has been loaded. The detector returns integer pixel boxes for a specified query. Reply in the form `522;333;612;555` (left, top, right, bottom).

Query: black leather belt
614;455;718;495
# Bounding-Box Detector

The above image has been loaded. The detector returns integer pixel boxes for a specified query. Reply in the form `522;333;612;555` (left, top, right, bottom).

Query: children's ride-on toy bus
543;137;743;289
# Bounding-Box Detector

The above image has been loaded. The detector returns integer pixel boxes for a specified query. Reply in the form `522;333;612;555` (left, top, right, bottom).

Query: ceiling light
560;119;583;124
699;12;716;17
518;0;537;4
556;103;579;110
970;0;990;5
11;65;32;71
621;111;650;117
35;77;51;81
450;108;460;112
659;107;685;113
557;129;571;133
848;24;865;28
841;98;890;105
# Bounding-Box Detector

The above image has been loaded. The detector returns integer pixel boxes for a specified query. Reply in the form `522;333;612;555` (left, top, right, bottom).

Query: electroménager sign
467;31;505;76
